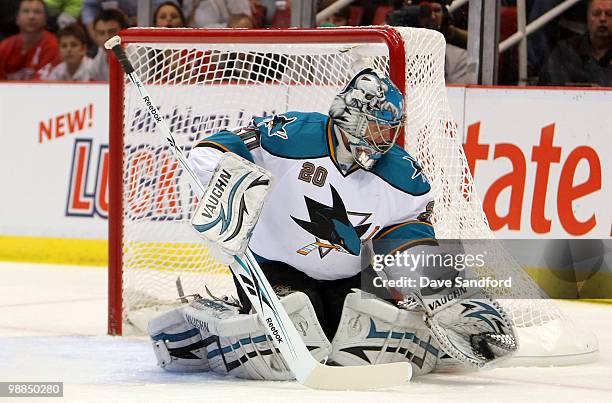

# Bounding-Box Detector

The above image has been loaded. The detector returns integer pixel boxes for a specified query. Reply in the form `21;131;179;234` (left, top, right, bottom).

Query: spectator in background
221;13;255;80
420;0;468;49
89;8;129;81
150;2;187;82
539;0;611;86
44;0;82;32
387;0;467;48
0;0;60;80
183;0;253;28
228;12;255;28
154;1;186;28
527;0;589;79
0;0;20;40
419;0;473;83
82;0;157;40
253;0;275;27
44;23;94;80
387;0;474;84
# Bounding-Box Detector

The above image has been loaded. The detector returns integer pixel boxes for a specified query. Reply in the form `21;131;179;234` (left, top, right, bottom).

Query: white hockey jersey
188;112;436;281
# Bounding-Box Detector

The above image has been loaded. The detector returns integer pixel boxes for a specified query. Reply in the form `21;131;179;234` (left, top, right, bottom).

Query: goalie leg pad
329;290;441;376
184;299;290;381
148;291;331;381
187;291;330;380
279;291;331;364
148;308;210;372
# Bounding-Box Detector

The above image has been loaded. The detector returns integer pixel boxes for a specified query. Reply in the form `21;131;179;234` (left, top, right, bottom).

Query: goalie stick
105;35;412;390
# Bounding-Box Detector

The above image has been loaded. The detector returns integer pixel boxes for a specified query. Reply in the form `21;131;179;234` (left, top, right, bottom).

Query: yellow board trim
1;237;609;301
122;240;230;274
0;236;107;266
571;299;612;305
522;266;612;300
0;236;232;275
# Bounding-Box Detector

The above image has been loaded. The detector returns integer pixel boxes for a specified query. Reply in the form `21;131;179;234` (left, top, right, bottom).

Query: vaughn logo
426;287;467;311
185;312;210;333
200;170;232;219
192;170;253;238
143;96;162;122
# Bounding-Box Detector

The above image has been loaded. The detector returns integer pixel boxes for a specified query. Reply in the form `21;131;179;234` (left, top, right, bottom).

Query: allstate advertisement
0;83;609;241
462;88;609;239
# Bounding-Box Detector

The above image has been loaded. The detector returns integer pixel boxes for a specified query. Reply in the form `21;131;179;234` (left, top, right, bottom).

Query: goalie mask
329;68;405;170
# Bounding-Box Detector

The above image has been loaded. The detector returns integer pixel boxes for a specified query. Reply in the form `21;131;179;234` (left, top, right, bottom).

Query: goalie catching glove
412;286;518;368
148;291;331;380
381;242;519;368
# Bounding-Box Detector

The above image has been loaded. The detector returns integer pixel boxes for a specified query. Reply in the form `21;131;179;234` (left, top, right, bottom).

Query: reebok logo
143;96;161;122
266;317;283;343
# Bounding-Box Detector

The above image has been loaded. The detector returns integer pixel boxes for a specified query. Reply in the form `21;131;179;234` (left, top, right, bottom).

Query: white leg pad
330;290;441;376
280;291;332;364
148;308;210;372
148;292;331;380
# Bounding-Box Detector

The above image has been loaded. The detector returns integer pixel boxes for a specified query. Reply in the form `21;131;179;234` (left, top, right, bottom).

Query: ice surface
0;262;610;402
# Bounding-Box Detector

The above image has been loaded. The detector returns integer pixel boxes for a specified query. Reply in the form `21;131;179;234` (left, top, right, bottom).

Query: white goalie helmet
329;68;405;169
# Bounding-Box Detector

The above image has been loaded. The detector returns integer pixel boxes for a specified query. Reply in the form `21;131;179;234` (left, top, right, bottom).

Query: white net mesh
114;27;595;363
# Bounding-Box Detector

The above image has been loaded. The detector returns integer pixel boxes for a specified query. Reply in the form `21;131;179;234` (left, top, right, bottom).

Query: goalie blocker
191;152;273;262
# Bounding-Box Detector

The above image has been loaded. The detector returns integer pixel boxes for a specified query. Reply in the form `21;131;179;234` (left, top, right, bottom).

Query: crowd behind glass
0;0;609;86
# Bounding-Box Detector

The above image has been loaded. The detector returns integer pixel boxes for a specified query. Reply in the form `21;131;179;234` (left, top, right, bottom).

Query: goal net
108;26;597;366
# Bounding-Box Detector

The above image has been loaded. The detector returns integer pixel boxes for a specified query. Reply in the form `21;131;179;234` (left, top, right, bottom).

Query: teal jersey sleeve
370;146;431;196
252;112;331;159
372;221;437;256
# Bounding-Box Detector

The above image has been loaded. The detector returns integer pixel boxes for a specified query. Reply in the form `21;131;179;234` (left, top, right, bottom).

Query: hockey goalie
147;68;518;381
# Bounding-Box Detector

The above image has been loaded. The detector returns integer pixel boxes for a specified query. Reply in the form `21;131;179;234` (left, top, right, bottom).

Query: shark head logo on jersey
291;185;371;258
329;68;405;170
256;114;297;139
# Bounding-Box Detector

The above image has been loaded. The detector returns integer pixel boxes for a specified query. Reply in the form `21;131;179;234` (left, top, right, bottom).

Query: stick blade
301;361;412;390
